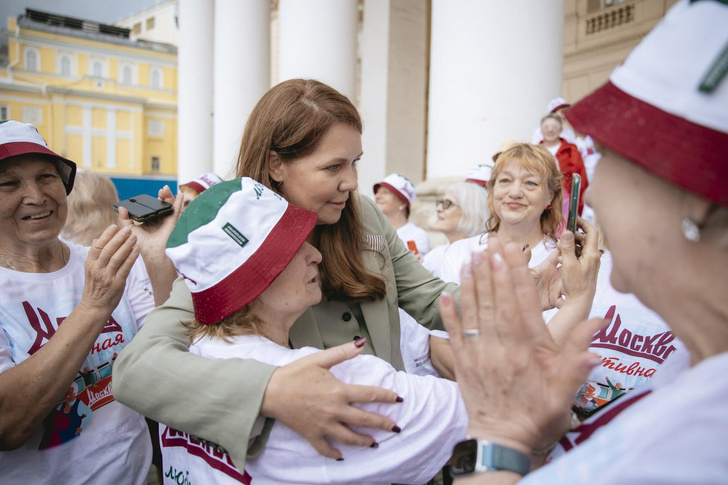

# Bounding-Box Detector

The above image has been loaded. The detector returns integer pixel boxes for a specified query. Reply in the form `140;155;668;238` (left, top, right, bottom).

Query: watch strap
486;443;530;476
450;438;530;476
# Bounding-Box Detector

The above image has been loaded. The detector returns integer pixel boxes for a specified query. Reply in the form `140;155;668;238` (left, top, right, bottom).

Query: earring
681;217;701;242
545;205;552;211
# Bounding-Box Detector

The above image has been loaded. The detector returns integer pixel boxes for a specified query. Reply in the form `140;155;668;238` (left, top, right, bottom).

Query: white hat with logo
373;173;417;206
165;177;318;325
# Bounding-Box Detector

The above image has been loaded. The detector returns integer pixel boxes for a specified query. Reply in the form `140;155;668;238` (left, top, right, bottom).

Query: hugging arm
113;278;401;466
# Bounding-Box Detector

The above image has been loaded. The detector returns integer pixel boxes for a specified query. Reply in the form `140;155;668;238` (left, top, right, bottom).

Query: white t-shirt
0;242;154;484
160;335;467;485
543;253;687;415
422;243;449;279
523;351;728;484
439;233;557;285
396;221;430;257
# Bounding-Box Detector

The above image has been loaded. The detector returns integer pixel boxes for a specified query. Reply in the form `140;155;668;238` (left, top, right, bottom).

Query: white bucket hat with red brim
165;177;318;325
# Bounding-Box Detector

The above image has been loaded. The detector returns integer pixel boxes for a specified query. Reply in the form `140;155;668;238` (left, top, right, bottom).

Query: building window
92;60;103;78
22;107;43;125
58;54;72;76
133;22;142;35
121;64;134;84
0;105;8;121
146;17;155;30
148;119;164;137
151;156;161;172
24;48;39;72
150;67;162;89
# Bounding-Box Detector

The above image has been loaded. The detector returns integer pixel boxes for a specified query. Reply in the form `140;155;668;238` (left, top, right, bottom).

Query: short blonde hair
188;303;265;344
485;143;564;240
61;171;119;246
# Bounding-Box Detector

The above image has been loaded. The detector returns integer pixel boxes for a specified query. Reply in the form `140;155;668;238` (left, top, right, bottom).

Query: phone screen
567;174;581;233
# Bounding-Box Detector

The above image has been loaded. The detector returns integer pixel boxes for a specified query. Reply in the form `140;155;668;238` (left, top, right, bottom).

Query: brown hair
188;304;265;343
235;79;385;302
61;171;120;246
484;143;564;240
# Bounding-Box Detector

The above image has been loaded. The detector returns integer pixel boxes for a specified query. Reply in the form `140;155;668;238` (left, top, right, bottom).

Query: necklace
0;241;67;272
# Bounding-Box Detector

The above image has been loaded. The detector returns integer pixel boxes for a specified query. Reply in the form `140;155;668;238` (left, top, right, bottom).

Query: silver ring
463;329;481;338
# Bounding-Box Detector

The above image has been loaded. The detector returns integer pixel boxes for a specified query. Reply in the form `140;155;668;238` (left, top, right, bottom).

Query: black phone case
114;194;173;222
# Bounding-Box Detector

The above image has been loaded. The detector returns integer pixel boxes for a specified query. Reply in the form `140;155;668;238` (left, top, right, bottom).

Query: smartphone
114;194;173;223
407;240;420;256
567;174;581;233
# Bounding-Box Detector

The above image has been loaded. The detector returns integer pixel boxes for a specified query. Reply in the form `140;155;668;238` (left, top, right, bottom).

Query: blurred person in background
374;173;430;257
61;170;119;247
424;182;489;279
178;172;222;210
539;113;588;216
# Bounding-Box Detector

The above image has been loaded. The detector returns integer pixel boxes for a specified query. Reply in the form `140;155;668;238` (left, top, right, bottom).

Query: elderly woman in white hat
373;173;431;257
160;177;467;484
0;120;182;483
441;0;728;482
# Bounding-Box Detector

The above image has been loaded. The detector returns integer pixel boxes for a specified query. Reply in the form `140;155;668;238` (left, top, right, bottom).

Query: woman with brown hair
113;79;460;468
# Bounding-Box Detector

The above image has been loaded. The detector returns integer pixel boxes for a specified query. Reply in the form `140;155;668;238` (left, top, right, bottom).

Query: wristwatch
450;438;530;476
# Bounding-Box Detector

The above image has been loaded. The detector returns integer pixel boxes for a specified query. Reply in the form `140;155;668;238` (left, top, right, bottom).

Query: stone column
277;0;358;100
177;0;214;184
212;0;270;179
427;0;565;179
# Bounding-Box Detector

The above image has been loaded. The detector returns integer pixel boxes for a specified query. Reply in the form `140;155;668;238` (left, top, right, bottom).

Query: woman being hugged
113;79;460;467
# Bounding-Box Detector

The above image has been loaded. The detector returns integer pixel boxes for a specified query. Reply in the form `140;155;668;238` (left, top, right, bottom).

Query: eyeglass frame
435;198;458;210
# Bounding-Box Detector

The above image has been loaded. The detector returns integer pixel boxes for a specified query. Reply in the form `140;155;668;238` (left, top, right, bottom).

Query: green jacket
112;194;459;469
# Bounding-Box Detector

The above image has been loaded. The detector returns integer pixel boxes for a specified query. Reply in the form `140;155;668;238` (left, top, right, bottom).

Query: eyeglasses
435;198;458;210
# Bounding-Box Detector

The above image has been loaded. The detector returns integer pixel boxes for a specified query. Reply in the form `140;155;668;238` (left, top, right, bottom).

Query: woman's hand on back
260;339;402;460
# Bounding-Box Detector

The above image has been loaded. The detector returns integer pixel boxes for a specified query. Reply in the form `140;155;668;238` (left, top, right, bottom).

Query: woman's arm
113;279;402;466
429;336;455;380
0;226;138;449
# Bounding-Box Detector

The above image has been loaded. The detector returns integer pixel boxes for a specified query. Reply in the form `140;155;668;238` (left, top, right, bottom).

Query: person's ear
268;151;285;183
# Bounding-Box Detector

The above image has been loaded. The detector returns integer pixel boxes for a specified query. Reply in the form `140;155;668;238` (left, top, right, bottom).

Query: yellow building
0;9;178;192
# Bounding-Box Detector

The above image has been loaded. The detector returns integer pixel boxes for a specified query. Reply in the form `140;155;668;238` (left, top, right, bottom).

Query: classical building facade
0;9;178;196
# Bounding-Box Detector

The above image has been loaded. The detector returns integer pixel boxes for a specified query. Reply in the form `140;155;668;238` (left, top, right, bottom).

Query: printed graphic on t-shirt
11;300;135;449
160;426;252;484
573;305;677;415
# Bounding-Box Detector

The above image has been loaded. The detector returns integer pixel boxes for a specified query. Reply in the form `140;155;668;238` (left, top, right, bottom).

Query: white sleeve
124;258;156;329
439;243;471;285
324;355;467;484
398;309;441;377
